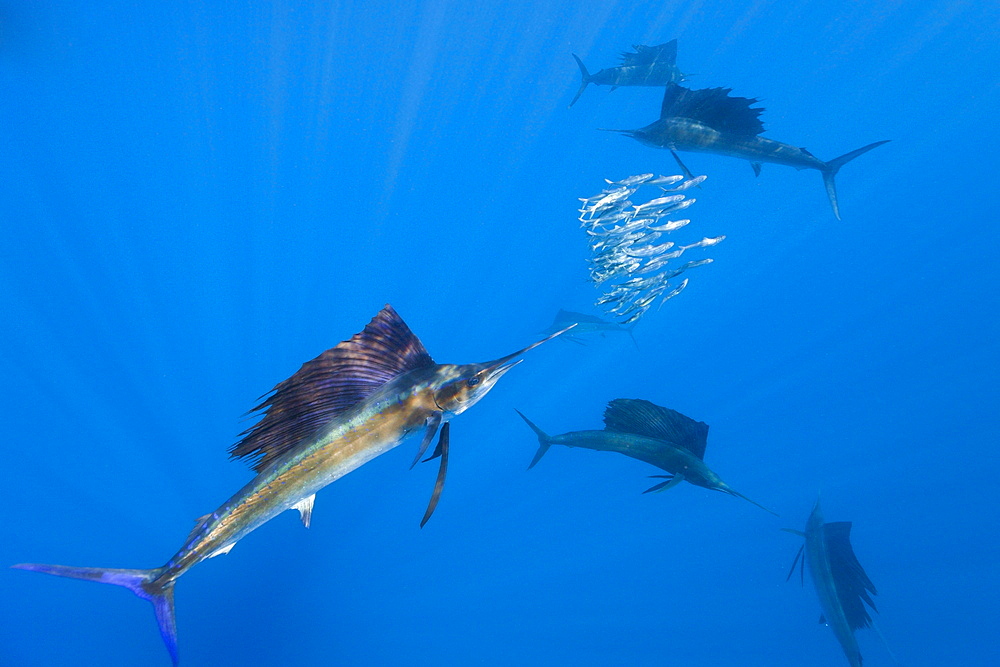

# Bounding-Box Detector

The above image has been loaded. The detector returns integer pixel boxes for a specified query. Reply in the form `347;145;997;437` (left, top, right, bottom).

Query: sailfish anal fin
207;543;235;559
420;421;450;527
231;305;436;473
292;494;316;528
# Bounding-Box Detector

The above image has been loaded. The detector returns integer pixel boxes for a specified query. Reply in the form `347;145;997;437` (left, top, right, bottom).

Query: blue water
2;2;997;666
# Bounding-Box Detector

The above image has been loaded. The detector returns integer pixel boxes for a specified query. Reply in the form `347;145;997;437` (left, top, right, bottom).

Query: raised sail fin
231;304;436;472
619;40;677;67
660;84;764;137
823;521;879;631
292;494;316;528
602;398;709;459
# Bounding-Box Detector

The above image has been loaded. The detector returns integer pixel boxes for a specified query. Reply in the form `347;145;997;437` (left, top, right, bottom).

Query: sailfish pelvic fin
420;421;450;528
642;473;683;494
411;413;442;469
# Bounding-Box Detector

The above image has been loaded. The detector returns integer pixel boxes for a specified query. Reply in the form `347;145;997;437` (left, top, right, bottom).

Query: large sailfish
609;83;890;219
516;398;775;515
13;305;571;665
785;501;880;667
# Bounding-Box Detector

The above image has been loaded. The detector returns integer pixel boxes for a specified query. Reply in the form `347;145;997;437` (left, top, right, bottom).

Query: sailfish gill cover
2;2;999;666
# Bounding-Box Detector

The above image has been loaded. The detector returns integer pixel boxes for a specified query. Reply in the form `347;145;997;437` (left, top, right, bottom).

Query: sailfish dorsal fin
230;304;435;472
660;84;765;137
602;398;709;459
620;40;677;67
823;521;879;631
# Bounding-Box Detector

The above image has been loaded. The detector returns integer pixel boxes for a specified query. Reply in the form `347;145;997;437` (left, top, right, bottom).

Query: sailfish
516;398;776;515
570;40;685;107
542;309;639;348
785;501;880;667
12;305;572;665
609;83;890;219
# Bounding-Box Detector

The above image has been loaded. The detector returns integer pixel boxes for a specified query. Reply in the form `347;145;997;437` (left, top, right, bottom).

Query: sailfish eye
467;376;481;387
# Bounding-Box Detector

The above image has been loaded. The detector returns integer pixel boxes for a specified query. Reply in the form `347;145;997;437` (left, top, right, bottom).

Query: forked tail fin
569;54;591;107
515;409;552;469
821;140;891;220
12;563;178;665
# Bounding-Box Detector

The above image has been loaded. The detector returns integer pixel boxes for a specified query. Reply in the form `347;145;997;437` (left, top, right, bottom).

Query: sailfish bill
13;305;573;665
609;83;889;219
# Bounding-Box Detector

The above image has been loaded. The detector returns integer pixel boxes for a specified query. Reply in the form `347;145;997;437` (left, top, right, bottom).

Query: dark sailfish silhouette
609;83;890;219
12;305;572;665
785;501;880;667
542;309;639;348
516;398;775;514
570;40;685;107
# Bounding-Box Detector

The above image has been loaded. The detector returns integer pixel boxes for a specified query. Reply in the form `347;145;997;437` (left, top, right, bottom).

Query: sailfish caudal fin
11;563;178;665
515;410;552;469
821;140;890;220
569;54;591;107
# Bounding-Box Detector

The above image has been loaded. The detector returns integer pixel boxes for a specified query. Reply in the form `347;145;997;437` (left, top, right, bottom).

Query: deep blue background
2;2;997;665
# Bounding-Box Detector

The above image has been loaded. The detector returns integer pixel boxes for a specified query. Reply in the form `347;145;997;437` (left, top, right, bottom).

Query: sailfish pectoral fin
410;413;442;469
420;421;450;528
642;473;683;494
751;161;762;177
